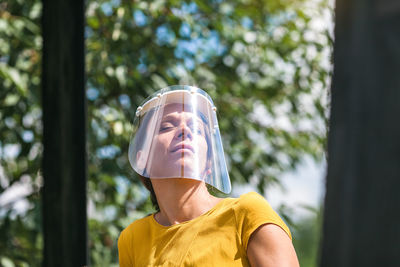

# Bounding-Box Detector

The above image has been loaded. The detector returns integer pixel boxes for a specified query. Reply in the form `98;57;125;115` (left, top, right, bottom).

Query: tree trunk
42;0;87;266
320;0;400;266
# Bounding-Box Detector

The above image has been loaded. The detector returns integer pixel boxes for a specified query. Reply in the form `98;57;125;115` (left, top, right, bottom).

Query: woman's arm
247;223;300;267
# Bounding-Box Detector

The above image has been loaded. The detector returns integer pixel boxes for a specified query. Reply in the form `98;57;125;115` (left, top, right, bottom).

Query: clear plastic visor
128;86;231;194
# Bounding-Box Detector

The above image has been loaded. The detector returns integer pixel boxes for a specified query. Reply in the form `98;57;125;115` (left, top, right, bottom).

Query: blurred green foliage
281;204;323;267
0;0;331;265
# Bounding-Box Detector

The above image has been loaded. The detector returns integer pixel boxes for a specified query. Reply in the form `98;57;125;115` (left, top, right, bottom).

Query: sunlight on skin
248;224;300;267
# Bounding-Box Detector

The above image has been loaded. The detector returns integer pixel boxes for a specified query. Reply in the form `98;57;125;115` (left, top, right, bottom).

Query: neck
151;178;221;226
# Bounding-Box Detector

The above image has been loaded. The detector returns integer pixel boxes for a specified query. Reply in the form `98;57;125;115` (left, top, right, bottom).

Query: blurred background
0;0;332;266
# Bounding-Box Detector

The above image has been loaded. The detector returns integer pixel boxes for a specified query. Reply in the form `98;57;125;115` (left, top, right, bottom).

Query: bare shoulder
247;223;299;267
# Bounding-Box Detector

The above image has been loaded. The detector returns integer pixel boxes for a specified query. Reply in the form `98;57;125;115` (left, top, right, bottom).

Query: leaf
0;64;28;96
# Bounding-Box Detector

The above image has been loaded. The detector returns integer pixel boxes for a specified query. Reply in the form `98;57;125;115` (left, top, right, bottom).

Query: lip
171;143;195;154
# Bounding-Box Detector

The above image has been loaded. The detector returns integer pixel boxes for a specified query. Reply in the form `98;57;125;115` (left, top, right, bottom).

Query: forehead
139;103;210;130
161;103;204;121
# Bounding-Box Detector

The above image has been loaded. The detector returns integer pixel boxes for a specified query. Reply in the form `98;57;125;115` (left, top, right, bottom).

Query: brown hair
139;175;160;211
133;108;160;211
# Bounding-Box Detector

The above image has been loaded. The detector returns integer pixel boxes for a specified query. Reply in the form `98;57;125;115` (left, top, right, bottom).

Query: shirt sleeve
233;192;292;250
118;229;134;267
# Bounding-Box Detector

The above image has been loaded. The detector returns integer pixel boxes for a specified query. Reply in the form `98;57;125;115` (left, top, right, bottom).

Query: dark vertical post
320;0;400;266
42;0;87;266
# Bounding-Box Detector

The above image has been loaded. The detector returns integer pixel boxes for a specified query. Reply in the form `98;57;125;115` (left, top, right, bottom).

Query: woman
118;85;299;266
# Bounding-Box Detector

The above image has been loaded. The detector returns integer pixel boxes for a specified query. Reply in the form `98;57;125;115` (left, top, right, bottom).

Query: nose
175;123;193;140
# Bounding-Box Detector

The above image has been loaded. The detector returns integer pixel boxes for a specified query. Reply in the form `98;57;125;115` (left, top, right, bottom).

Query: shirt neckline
150;197;231;229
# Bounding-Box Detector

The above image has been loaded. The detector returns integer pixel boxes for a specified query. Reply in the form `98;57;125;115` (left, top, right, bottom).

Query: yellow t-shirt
118;192;291;266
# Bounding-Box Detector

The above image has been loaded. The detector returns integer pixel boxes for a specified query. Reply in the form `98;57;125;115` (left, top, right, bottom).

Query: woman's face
142;103;210;179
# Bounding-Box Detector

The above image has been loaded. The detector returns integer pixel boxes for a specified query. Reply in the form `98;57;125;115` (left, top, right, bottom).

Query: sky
231;156;326;221
266;157;325;219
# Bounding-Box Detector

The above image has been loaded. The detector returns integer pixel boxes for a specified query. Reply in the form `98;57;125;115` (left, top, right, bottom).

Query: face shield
128;85;231;194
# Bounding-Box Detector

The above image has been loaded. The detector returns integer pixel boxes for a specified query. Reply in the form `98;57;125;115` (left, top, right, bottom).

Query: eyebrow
160;114;178;122
161;114;205;126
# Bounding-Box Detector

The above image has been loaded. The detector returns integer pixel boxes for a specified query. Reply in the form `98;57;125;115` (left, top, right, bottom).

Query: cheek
153;133;174;153
199;138;209;159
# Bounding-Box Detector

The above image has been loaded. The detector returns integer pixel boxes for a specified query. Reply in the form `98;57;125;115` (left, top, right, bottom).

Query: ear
136;150;147;172
203;159;212;182
206;158;212;171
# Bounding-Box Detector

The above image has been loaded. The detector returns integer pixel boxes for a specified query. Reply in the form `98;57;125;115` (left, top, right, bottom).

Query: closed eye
187;124;204;135
196;128;203;135
160;127;172;131
159;122;174;132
